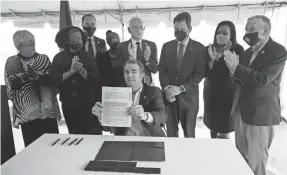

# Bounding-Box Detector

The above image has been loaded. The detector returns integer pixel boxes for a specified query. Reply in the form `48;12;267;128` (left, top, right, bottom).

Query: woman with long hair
203;21;244;139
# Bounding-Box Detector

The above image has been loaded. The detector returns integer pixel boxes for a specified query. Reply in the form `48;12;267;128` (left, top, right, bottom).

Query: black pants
62;104;102;135
21;118;59;147
166;101;198;138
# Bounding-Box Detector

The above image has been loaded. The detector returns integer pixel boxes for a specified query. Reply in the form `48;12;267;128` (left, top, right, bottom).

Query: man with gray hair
115;17;158;86
224;15;287;175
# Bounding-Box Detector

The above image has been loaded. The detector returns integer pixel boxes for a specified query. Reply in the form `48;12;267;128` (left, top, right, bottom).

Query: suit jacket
231;38;287;126
159;38;206;110
85;36;107;62
114;39;158;85
115;84;166;137
50;50;100;107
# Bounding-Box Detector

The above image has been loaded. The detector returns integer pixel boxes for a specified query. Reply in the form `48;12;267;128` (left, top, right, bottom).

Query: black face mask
68;43;82;51
83;27;96;37
175;31;187;42
109;42;119;49
243;32;260;46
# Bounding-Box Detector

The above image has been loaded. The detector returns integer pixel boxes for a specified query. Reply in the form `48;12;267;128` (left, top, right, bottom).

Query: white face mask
216;34;230;45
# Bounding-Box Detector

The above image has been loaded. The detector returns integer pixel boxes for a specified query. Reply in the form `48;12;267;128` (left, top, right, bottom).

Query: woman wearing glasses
50;26;100;134
4;30;61;147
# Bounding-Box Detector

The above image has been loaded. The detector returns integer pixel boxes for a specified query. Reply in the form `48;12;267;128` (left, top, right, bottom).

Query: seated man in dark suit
115;17;158;86
92;60;166;137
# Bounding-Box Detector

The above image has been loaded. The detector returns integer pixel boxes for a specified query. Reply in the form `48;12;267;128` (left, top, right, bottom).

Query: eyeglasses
18;43;35;50
70;38;83;42
130;26;145;31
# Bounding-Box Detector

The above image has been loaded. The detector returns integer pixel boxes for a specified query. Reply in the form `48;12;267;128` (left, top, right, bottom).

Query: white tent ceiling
1;0;287;28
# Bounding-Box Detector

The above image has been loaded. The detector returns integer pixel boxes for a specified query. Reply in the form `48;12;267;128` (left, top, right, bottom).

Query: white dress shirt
85;36;97;57
129;38;143;60
177;37;189;57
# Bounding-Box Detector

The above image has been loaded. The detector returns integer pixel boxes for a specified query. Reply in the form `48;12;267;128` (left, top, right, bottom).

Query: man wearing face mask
51;26;101;135
224;15;287;175
97;30;122;87
82;14;107;62
115;17;158;86
159;12;206;138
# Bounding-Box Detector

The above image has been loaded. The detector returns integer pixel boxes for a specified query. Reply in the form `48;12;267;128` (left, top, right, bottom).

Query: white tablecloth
1;134;254;175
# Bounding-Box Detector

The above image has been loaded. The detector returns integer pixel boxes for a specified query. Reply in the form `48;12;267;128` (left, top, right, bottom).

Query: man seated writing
92;60;166;137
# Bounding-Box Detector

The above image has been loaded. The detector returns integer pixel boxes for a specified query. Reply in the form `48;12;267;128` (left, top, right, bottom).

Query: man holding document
92;60;166;137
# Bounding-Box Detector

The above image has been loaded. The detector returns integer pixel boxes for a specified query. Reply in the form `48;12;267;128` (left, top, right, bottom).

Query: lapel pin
260;50;265;54
144;96;147;99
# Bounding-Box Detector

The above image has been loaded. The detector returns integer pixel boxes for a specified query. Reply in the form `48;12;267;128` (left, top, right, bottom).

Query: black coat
203;44;244;133
97;50;124;88
50;50;100;107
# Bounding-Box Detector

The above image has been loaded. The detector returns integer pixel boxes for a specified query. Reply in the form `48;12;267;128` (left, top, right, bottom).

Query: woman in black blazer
203;21;244;139
50;26;101;134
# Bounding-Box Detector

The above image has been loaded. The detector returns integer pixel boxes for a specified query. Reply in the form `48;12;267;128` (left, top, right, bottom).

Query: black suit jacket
85;36;107;62
114;39;158;85
115;84;166;137
159;38;206;110
231;38;287;126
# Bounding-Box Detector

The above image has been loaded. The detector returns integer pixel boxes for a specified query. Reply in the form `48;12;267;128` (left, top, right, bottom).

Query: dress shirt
177;37;189;58
126;87;154;136
85;36;97;57
249;37;269;66
129;38;143;60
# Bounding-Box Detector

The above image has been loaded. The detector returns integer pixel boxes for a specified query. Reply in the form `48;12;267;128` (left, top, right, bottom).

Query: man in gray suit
224;15;287;175
159;12;206;138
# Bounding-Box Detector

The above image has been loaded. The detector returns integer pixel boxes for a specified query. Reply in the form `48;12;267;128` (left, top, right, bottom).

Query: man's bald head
128;17;145;41
129;17;144;27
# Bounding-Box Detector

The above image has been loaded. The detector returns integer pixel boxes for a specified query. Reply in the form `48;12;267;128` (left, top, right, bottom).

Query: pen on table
51;138;60;146
61;137;71;145
69;138;78;146
75;138;83;145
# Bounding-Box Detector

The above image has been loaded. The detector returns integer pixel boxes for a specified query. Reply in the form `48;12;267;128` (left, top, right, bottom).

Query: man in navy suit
159;12;206;138
115;17;158;85
225;15;287;175
92;60;166;137
81;14;106;135
82;14;107;62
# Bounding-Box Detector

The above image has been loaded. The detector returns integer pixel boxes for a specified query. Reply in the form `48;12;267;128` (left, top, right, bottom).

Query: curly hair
55;26;86;49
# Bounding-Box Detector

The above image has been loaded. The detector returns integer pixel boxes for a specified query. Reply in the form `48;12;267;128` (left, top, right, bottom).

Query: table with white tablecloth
1;134;254;175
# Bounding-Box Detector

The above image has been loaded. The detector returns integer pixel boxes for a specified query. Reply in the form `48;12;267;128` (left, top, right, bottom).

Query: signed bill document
101;87;132;127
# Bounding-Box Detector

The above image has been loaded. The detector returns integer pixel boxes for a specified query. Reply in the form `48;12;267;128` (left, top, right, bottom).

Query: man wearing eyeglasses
82;14;107;62
159;12;206;138
115;17;158;86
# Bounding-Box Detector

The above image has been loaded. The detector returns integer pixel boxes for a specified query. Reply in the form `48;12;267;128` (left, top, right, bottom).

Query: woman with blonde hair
4;30;61;147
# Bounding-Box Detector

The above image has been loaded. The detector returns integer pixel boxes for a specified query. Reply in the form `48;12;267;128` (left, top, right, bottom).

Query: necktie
88;38;94;58
136;42;143;61
177;43;184;70
136;42;147;83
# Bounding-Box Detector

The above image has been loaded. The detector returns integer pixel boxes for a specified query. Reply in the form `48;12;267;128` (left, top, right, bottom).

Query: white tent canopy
1;0;287;28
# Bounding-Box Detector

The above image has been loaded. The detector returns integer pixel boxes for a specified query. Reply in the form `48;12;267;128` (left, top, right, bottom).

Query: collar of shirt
252;37;269;53
88;36;95;42
178;37;189;47
131;38;142;46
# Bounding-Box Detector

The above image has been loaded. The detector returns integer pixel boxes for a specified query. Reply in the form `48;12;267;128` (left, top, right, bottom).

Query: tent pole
120;14;125;41
118;1;125;41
